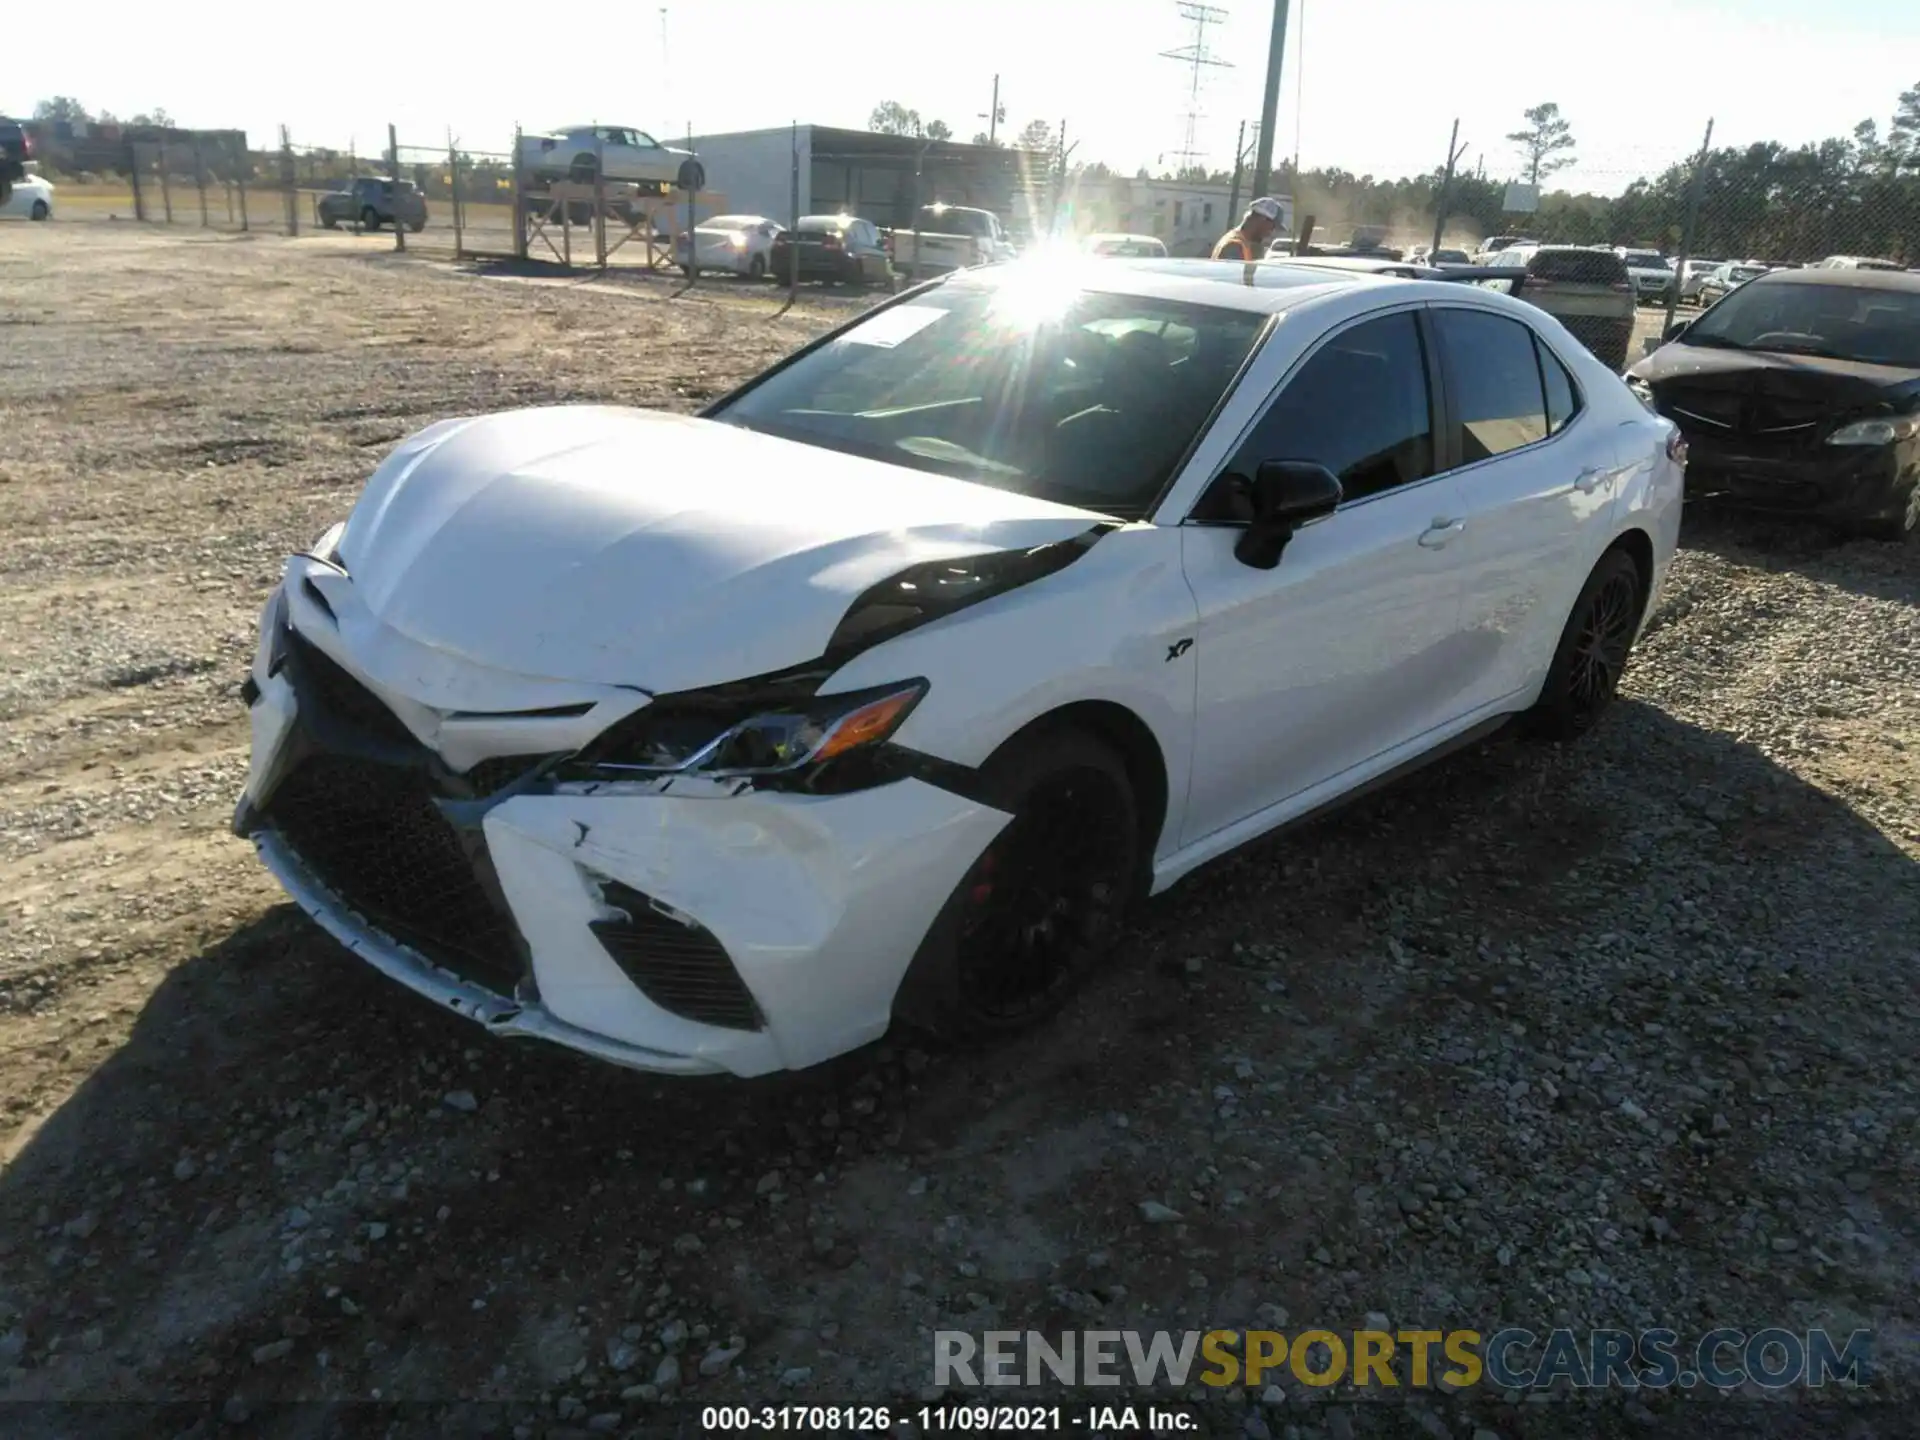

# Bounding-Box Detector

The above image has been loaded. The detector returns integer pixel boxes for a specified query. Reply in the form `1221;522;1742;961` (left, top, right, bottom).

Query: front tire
1858;484;1920;544
359;206;381;231
1524;547;1645;742
748;253;766;280
29;200;49;222
894;730;1141;1043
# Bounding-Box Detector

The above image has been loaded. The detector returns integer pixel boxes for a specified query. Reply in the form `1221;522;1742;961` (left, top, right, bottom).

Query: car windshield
1684;281;1920;366
708;282;1268;519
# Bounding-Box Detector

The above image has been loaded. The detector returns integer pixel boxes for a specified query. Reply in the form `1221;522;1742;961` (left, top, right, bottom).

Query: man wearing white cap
1211;196;1284;262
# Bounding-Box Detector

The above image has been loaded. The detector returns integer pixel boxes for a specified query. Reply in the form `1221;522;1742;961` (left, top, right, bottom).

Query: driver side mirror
1232;461;1344;570
1663;318;1690;344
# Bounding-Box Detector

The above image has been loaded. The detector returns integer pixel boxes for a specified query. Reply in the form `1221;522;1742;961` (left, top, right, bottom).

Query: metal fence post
281;126;298;235
788;119;799;301
194;138;210;226
236;135;250;232
158;139;174;223
449;134;465;258
127;140;147;222
512;124;529;262
593;130;608;268
685;120;698;286
389;124;405;253
1661;118;1715;342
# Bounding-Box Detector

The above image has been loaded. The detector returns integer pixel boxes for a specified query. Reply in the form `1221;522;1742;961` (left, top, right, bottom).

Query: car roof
938;256;1421;314
1747;266;1920;293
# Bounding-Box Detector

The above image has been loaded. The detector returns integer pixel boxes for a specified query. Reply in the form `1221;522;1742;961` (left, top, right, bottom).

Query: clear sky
10;0;1914;195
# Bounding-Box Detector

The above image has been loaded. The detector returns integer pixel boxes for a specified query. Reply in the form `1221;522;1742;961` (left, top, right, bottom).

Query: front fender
824;525;1199;859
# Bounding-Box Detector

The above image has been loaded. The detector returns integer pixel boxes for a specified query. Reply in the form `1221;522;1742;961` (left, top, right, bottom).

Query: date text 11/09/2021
701;1405;1193;1432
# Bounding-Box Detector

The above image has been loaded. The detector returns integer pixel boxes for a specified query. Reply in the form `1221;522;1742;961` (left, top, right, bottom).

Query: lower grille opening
589;881;763;1032
265;755;525;994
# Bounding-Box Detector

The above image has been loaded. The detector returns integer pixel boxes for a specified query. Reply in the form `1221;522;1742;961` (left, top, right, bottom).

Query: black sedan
768;215;891;287
1627;267;1920;541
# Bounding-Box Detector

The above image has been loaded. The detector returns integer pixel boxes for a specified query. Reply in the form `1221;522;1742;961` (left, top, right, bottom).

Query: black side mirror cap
1233;460;1344;570
1663;319;1690;343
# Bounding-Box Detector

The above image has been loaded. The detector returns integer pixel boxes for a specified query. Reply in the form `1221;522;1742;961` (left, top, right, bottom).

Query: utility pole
1250;0;1291;199
986;75;1001;145
1662;117;1715;339
1226;118;1247;224
1431;118;1467;257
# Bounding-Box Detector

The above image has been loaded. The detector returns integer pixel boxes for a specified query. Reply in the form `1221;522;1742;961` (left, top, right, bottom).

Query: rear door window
1433;310;1550;462
1527;250;1626;286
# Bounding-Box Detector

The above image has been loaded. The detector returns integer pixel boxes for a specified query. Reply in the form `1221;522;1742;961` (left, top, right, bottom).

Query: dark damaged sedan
1627;267;1920;541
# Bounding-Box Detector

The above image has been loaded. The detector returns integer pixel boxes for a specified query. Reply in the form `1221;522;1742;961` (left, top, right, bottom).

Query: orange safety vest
1211;230;1254;262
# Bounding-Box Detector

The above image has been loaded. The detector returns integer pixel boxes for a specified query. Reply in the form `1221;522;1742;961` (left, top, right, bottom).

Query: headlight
561;680;927;781
1625;374;1656;411
1827;416;1918;447
310;521;346;565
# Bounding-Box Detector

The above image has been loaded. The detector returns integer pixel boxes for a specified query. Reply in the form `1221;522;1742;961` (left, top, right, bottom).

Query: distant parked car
1811;255;1905;272
1677;257;1724;305
0;171;53;221
675;214;781;279
0;115;30;205
1476;234;1536;258
1082;232;1169;258
1629;267;1920;541
1696;261;1769;307
1615;248;1675;306
317;177;427;233
1484;245;1636;371
770;215;891;287
1426;247;1472;266
518;125;703;194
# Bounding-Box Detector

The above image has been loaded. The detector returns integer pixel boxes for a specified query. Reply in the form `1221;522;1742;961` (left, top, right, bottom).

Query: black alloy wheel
1526;548;1645;742
895;730;1140;1040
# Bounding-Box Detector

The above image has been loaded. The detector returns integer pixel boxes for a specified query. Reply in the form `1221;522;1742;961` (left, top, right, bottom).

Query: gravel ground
0;225;1916;1440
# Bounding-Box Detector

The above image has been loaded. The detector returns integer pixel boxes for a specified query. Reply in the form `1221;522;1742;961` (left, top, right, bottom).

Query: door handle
1573;465;1608;494
1417;518;1466;548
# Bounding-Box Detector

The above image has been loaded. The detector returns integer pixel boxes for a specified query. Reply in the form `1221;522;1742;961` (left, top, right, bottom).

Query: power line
1159;2;1232;171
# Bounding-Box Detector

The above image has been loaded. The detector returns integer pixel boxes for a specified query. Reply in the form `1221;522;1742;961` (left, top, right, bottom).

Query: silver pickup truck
884;204;1017;275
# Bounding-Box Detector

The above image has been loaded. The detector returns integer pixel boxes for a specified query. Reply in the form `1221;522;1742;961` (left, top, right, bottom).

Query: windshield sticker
842;304;949;349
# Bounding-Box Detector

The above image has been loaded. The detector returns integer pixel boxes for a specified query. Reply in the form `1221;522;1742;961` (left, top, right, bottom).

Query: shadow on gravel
1680;504;1918;607
1;700;1914;1435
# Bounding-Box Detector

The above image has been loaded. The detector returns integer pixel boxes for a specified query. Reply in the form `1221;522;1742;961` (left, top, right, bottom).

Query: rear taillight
22;132;33;157
1666;429;1688;466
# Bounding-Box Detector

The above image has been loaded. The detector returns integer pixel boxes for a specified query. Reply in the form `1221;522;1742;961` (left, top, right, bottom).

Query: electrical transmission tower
1160;2;1232;172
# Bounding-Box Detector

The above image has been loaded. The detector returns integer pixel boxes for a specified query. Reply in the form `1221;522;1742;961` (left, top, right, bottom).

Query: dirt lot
1;225;1916;1440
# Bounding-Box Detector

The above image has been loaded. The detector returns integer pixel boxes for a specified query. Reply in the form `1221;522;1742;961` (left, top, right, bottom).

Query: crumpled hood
333;405;1104;693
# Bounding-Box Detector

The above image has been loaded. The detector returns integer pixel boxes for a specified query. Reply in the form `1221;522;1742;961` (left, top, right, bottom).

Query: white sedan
674;214;781;279
1;173;54;221
237;257;1683;1077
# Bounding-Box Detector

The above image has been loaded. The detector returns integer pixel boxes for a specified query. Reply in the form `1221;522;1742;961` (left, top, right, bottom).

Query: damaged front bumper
250;825;725;1074
237;578;1011;1078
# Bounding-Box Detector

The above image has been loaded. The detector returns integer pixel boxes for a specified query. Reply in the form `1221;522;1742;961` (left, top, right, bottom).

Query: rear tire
359;206;380;231
29;200;49;222
748;253;766;280
893;729;1141;1044
1524;548;1645;742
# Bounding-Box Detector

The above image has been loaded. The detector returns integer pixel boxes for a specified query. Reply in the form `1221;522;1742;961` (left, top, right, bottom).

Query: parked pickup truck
518;125;704;195
884;204;1016;274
